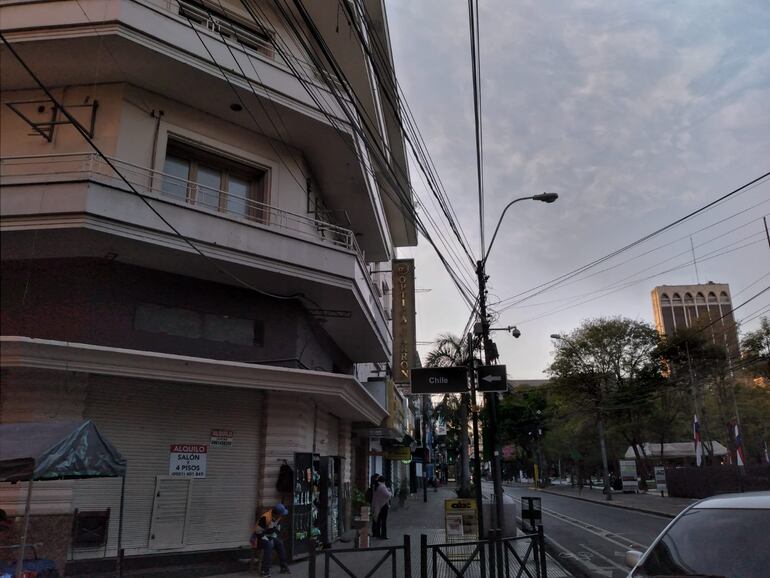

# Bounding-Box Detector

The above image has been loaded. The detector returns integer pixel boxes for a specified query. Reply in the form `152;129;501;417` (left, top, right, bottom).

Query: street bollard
487;529;497;578
420;534;428;578
403;534;412;578
493;529;502;576
307;539;316;578
537;526;547;578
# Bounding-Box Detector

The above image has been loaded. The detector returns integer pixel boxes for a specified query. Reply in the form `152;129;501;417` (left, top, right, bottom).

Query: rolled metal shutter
74;376;262;557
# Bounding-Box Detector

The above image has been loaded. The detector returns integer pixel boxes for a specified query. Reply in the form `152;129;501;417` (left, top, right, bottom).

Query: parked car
625;491;770;577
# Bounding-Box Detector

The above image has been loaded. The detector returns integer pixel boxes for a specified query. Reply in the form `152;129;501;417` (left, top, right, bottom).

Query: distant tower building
651;283;740;361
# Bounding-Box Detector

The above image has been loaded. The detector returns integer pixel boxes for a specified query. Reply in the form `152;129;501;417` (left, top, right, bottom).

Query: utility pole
476;258;505;529
468;332;485;538
422;394;428;503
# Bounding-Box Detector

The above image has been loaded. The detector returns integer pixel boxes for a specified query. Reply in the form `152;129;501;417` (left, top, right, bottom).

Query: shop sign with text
210;429;233;447
169;444;207;478
392;259;415;384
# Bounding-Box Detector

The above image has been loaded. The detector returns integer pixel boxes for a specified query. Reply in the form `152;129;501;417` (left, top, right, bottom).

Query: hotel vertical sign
392;259;416;384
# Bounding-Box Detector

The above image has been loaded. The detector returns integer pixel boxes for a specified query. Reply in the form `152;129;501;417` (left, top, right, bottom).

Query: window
134;303;263;346
161;140;267;222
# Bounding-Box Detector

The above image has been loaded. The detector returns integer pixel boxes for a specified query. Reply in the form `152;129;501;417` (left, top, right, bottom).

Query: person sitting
252;503;290;576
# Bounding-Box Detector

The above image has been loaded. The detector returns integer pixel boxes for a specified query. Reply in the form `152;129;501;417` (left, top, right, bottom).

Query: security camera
509;326;521;339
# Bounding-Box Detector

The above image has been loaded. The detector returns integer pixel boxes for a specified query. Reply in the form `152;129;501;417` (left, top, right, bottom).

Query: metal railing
0;153;355;249
1;152;385;315
420;529;547;578
307;536;412;578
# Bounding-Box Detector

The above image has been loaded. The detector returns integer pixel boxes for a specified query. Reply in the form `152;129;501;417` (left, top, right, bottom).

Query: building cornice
0;336;387;424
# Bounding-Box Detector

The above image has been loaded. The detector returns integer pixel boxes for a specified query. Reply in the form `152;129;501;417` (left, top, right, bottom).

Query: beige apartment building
1;0;416;570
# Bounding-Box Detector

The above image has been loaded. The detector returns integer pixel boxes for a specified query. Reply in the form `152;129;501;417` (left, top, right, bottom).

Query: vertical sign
392;259;415;384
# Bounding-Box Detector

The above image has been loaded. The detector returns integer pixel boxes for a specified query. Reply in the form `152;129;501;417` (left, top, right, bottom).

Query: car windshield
635;508;770;578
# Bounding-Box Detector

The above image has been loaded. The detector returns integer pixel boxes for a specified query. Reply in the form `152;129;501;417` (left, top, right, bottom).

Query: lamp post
477;192;558;529
550;333;612;501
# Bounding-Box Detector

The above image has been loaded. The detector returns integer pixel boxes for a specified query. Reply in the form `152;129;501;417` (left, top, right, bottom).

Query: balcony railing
1;152;377;268
1;153;384;318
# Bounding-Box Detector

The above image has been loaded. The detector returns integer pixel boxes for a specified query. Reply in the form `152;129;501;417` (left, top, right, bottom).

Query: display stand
290;453;320;561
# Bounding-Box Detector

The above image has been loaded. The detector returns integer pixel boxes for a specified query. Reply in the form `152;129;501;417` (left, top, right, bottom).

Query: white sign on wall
169;444;208;478
210;429;233;447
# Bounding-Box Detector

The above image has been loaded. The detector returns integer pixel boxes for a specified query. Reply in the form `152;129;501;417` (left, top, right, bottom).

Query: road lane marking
579;543;628;572
539;505;648;551
545;532;613;577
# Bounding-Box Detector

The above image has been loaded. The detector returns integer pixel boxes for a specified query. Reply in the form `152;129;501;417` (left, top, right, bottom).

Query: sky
385;0;770;378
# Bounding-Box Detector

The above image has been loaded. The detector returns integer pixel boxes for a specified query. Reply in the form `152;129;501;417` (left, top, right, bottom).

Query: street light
550;333;613;501
476;193;559;531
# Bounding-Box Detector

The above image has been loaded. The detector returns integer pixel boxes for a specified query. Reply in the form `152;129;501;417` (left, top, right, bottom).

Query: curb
536;488;678;519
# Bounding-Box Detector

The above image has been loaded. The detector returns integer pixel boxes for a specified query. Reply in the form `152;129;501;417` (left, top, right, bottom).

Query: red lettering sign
170;444;208;453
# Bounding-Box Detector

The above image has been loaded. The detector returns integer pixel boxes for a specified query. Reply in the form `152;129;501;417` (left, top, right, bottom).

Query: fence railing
1;153;387;309
307;536;411;578
421;528;547;578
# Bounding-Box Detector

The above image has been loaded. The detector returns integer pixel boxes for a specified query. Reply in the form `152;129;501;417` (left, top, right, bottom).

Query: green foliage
740;316;770;378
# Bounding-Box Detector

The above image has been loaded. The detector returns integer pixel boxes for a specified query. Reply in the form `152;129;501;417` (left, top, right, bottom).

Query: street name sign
410;367;468;394
477;364;507;392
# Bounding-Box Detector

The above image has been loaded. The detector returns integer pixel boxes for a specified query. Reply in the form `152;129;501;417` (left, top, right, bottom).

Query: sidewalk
534;482;696;518
213;486;572;577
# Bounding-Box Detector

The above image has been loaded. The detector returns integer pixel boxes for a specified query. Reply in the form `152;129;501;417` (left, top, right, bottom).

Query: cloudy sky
385;0;770;378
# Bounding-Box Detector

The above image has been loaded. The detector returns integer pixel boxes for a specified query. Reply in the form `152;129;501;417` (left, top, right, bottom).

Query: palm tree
425;333;478;497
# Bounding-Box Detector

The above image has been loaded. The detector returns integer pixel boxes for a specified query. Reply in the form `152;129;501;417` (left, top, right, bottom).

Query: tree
741;316;770;379
548;317;662;493
425;333;479;497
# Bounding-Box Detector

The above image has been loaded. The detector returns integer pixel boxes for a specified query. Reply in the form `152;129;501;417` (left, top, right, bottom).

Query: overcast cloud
386;0;770;377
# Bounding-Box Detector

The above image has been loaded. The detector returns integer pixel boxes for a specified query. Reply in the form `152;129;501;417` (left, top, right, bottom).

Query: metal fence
421;529;547;578
308;536;412;578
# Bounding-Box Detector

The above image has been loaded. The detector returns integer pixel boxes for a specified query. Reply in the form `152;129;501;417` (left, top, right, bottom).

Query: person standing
371;475;392;540
252;503;290;576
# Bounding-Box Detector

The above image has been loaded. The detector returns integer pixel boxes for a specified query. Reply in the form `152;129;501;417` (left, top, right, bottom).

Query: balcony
0;153;392;361
0;0;410;259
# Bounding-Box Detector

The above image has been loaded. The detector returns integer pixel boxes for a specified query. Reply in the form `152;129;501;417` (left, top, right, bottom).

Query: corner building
0;0;415;568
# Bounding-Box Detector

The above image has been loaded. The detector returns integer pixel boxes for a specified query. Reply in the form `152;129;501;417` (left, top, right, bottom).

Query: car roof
692;491;770;509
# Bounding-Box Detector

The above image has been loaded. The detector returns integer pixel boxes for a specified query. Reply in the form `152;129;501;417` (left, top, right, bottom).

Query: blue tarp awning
0;420;126;482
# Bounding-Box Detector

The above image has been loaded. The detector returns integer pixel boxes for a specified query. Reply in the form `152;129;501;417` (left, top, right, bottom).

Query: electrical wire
491;201;770;308
250;0;477;306
508;237;766;326
490;172;770;308
0;30;322;310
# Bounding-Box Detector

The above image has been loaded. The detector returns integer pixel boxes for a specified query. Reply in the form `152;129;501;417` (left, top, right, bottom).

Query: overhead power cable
340;0;477;266
492;172;770;309
508;236;766;326
0;31;321;309
187;2;474;296
492;201;770;309
245;0;477;306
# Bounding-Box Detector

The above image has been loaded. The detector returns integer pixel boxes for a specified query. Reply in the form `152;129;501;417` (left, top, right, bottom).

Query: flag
735;423;745;467
693;414;702;467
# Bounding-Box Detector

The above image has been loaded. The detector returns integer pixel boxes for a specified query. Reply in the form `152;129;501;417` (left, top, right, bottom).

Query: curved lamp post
476;192;559;529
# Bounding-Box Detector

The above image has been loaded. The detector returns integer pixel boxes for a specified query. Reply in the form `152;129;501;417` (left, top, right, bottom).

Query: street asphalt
502;485;674;578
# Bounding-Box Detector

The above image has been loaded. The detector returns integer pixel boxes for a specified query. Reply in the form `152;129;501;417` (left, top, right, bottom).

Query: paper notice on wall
169;444;207;478
210;429;233;447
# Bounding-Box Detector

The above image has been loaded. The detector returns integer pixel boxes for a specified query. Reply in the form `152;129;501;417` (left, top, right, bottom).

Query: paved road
503;485;672;577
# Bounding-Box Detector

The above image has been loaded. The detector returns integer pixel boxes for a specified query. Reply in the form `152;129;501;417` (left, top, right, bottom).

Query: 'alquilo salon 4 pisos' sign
169;444;208;478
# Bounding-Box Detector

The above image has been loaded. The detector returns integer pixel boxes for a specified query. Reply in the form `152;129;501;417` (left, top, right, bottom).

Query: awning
0;420;127;482
624;441;729;460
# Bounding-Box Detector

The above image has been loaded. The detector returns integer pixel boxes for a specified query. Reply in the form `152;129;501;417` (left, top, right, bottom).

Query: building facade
651;283;740;361
1;0;415;568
